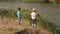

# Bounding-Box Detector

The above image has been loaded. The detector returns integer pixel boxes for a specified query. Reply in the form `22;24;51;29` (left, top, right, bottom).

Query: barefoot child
16;7;22;25
31;8;36;28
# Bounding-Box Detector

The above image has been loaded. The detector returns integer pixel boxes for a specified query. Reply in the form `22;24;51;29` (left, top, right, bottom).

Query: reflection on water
0;2;60;25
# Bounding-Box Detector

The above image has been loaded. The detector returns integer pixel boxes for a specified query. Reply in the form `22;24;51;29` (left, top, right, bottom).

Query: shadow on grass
15;29;29;34
14;29;41;34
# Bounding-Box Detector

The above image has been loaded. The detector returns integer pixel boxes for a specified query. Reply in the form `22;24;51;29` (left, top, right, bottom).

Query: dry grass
0;17;53;34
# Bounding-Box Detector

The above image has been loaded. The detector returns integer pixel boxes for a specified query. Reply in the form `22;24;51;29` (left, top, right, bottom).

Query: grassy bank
22;0;48;3
0;7;60;34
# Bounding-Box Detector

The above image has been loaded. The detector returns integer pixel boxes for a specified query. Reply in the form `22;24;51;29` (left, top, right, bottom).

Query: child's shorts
18;17;21;23
32;19;36;24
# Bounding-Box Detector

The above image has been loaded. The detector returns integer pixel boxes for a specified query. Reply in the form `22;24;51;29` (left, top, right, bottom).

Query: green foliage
21;8;31;19
0;8;17;18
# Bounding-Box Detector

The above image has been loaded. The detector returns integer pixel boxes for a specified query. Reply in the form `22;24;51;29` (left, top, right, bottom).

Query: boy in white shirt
31;8;36;28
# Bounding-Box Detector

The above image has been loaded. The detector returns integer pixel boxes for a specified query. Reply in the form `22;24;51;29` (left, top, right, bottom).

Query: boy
16;7;22;25
31;8;36;28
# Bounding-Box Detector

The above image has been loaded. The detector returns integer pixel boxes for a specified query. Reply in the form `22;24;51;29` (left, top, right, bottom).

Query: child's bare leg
18;17;21;25
32;24;36;28
32;24;34;27
18;20;20;24
32;23;36;28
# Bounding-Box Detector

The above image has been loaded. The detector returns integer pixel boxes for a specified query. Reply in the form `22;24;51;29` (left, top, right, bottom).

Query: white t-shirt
31;12;36;19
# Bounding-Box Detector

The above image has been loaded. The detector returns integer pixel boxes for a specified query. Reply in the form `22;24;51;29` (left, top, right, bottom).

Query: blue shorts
32;19;36;24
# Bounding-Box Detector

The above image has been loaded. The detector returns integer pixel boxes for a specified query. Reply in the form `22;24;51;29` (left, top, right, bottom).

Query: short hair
32;8;36;12
17;7;21;10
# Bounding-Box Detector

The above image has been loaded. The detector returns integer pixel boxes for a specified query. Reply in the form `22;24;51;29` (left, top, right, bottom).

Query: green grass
0;7;60;34
37;14;60;34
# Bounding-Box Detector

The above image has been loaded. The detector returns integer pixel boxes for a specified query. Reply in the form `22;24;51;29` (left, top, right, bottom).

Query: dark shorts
32;19;36;24
18;17;21;23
